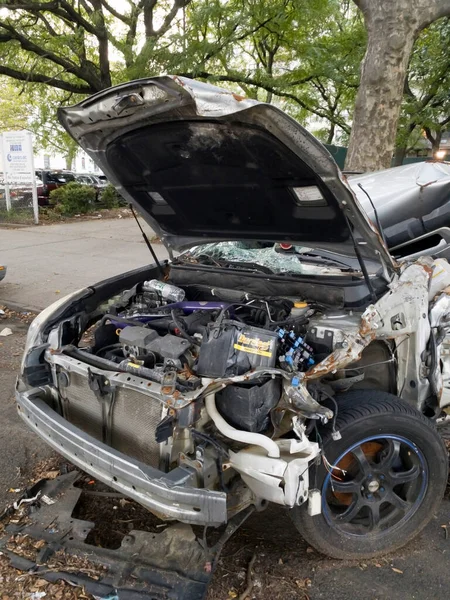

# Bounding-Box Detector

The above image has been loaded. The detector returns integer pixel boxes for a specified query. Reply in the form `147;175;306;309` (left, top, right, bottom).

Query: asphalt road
1;220;450;599
0;217;169;311
0;315;52;511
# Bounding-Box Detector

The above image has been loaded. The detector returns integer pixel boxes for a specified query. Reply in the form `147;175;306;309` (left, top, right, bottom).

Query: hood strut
344;214;378;303
130;204;164;275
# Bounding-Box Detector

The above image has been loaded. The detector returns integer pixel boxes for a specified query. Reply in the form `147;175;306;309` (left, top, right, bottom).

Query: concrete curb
0;300;40;314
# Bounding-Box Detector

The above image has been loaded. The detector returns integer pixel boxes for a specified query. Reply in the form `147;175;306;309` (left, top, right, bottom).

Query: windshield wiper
176;256;274;274
291;252;354;270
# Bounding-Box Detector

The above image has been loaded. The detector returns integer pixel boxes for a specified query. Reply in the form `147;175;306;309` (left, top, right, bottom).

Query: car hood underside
58;75;395;272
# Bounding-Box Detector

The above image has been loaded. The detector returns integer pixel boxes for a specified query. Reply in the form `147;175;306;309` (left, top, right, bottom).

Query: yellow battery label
233;344;273;357
233;333;273;358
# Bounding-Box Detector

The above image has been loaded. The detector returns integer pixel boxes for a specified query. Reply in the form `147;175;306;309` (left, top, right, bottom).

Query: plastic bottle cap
294;302;308;308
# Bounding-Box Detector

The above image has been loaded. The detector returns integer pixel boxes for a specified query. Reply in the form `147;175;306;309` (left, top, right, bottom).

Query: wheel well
338;340;396;394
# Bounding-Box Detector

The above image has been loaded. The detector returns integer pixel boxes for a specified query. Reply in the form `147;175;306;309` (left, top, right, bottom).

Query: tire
290;390;448;559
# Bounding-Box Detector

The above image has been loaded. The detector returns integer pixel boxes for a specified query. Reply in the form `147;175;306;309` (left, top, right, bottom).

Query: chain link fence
0;176;39;224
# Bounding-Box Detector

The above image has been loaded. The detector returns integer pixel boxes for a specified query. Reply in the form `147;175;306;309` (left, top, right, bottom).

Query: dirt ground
1;312;449;600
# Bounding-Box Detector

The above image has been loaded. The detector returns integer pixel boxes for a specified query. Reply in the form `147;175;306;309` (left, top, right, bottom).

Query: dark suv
35;169;75;205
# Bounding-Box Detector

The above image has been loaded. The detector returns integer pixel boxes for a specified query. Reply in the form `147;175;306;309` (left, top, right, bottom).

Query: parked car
75;172;108;200
17;78;449;583
0;262;6;282
349;162;450;261
35;169;76;205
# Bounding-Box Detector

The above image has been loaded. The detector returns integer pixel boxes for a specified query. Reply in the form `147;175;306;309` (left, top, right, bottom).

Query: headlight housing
21;289;87;376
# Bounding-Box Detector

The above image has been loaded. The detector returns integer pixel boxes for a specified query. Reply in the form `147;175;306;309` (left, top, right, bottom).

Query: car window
46;172;75;184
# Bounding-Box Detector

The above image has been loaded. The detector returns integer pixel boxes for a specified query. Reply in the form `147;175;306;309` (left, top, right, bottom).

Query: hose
170;310;197;344
204;391;280;458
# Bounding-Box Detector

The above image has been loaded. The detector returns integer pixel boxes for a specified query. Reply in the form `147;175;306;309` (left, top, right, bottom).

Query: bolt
367;494;373;500
379;475;385;480
380;487;385;493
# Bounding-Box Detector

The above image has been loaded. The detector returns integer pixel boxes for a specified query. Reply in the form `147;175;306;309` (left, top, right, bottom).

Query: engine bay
81;279;335;420
38;271;399;512
69;275;388;441
94;280;317;379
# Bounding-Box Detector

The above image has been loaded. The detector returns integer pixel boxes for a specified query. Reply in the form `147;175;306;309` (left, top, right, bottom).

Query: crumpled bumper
16;387;227;526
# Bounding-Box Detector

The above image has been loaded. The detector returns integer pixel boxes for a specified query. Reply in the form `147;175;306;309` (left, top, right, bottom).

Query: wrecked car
16;76;449;565
350;161;450;261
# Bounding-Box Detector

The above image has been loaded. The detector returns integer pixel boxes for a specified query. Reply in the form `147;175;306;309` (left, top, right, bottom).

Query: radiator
60;372;164;468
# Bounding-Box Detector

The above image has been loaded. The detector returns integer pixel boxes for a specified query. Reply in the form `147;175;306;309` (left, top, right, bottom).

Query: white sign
2;130;35;183
1;130;39;223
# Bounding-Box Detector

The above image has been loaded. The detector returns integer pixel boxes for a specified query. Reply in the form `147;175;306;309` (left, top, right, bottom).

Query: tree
0;0;193;94
180;0;365;142
394;18;450;165
345;0;450;172
0;0;365;146
0;77;29;131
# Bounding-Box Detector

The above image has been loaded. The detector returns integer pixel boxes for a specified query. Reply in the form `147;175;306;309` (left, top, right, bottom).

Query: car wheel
291;390;448;559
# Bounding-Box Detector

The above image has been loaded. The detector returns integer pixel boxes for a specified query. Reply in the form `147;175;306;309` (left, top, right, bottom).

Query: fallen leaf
392;568;403;574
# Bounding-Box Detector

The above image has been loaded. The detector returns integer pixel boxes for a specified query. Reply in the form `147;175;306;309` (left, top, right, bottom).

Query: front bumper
16;387;227;526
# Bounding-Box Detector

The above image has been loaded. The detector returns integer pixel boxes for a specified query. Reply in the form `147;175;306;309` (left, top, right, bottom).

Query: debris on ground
0;306;36;324
0;554;96;599
0;327;13;337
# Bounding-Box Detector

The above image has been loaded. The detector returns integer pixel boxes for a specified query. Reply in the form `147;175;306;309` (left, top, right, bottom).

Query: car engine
86;279;330;429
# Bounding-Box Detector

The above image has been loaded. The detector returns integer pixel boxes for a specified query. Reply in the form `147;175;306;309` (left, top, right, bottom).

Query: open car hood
58;76;395;272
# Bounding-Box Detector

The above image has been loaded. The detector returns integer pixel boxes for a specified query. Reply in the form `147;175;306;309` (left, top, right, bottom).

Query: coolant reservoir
429;259;450;300
290;301;309;318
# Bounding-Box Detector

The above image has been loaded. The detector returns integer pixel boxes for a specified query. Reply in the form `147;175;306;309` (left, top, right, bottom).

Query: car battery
196;319;278;378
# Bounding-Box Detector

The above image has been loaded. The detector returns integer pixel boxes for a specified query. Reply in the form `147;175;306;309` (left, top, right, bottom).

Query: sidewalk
0;217;169;311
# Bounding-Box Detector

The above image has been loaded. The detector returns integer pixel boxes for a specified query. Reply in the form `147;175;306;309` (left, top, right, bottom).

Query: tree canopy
0;0;448;170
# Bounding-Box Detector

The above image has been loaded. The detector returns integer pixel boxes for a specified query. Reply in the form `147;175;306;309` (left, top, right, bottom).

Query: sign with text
0;130;38;223
1;130;35;183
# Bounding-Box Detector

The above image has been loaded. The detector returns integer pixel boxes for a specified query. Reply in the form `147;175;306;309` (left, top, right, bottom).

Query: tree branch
0;65;94;94
155;0;191;38
100;0;131;25
0;1;99;35
0;19;83;76
179;71;350;133
142;0;158;37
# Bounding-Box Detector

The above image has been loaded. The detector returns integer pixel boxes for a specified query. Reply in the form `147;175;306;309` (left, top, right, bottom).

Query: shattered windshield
181;242;359;275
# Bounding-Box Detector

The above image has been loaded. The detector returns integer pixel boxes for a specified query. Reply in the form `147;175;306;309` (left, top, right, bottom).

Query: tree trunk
345;0;450;172
425;128;443;156
345;6;417;171
393;146;407;166
326;122;335;145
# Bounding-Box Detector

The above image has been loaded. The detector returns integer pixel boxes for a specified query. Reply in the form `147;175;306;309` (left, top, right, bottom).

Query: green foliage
0;0;448;157
99;184;123;209
396;17;450;152
50;182;96;216
0;78;30;132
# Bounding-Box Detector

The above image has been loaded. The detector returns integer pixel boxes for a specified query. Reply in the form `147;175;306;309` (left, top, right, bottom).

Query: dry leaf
392;568;403;574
